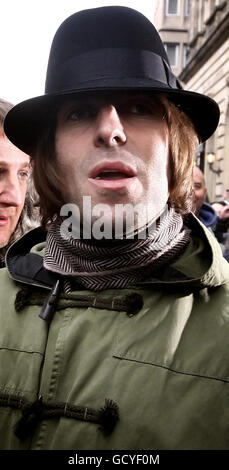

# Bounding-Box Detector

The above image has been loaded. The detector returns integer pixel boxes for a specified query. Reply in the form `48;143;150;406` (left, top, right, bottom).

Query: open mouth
0;216;9;226
94;170;132;180
88;161;137;190
90;161;136;179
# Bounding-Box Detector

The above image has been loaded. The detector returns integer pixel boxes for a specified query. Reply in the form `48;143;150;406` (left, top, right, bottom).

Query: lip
88;176;138;190
0;216;9;226
89;161;137;179
88;161;137;190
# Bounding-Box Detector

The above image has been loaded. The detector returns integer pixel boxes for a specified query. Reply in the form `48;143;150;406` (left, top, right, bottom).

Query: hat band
45;48;180;94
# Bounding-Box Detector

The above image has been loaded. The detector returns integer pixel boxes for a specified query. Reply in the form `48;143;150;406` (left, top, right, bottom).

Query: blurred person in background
192;165;229;260
0;98;39;267
192;165;217;231
211;200;229;261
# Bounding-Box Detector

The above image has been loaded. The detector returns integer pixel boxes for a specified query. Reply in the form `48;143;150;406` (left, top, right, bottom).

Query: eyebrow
0;160;31;172
0;160;30;167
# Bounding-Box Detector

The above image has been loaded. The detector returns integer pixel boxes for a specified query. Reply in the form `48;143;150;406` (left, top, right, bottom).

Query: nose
94;105;127;147
0;174;24;207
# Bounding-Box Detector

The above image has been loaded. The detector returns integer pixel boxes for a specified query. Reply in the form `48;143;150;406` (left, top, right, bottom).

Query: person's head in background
192;166;207;215
224;189;229;203
0;99;38;258
211;201;227;218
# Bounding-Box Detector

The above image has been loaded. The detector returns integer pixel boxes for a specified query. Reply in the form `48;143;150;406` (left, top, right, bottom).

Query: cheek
15;188;27;224
55;131;84;174
195;190;202;199
55;132;70;166
146;135;169;177
10;209;22;233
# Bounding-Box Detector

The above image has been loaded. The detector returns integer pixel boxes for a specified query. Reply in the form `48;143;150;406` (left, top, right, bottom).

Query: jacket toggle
39;279;61;323
13;395;43;440
0;392;119;440
14;285;143;319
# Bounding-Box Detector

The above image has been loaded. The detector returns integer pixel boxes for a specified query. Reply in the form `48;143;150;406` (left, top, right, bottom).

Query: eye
67;106;97;122
130;103;152;114
119;100;153;116
18;170;30;180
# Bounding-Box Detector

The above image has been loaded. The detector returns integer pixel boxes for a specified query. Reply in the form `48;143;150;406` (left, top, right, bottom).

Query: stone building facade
154;0;190;76
154;0;229;201
180;0;229;201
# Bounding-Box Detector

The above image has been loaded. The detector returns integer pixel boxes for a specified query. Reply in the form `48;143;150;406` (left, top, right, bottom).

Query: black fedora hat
4;6;219;153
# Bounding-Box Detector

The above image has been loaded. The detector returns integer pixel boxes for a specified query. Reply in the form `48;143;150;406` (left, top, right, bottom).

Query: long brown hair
32;94;199;227
161;97;198;214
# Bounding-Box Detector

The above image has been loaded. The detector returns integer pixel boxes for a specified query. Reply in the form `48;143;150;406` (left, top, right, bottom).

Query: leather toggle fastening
0;392;119;440
39;279;61;323
13;395;43;440
15;286;144;319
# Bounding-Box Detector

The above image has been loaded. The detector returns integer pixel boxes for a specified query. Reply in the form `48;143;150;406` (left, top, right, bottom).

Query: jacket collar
5;214;229;292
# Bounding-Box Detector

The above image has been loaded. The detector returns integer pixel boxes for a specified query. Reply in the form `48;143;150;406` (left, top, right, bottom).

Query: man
0;99;37;267
192;165;217;229
193;166;229;258
211;200;229;261
1;7;229;450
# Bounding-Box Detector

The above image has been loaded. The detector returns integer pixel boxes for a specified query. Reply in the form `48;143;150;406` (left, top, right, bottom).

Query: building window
166;0;180;15
185;0;190;16
164;43;179;67
183;44;188;67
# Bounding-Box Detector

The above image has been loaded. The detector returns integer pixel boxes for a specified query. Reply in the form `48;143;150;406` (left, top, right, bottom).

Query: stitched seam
47;311;72;400
113;355;229;384
0;347;44;356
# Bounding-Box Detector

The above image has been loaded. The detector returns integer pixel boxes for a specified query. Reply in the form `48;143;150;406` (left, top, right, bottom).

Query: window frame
164;42;179;68
182;43;188;68
184;0;190;17
165;0;180;16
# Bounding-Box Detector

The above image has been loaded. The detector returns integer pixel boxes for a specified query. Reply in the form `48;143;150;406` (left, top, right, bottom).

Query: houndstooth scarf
44;207;190;292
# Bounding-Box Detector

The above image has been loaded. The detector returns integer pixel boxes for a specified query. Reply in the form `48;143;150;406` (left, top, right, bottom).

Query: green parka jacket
0;214;229;450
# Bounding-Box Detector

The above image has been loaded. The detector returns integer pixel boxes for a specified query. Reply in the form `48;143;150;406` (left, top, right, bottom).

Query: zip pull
39;279;61;323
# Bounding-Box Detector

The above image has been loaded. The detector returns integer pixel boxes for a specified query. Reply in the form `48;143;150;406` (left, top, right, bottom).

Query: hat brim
4;78;220;154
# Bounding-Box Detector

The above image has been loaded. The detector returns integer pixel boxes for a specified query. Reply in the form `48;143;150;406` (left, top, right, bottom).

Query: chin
0;238;10;249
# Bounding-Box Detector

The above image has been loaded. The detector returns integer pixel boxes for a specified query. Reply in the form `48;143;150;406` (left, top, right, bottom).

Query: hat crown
45;6;170;93
48;6;169;59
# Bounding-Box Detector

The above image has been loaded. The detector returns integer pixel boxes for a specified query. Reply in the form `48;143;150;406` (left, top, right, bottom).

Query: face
192;166;207;215
55;91;169;236
0;135;30;248
211;203;225;218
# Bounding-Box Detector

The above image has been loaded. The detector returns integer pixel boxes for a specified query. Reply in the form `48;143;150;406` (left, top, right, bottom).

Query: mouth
0;216;9;226
88;161;137;190
94;170;132;180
